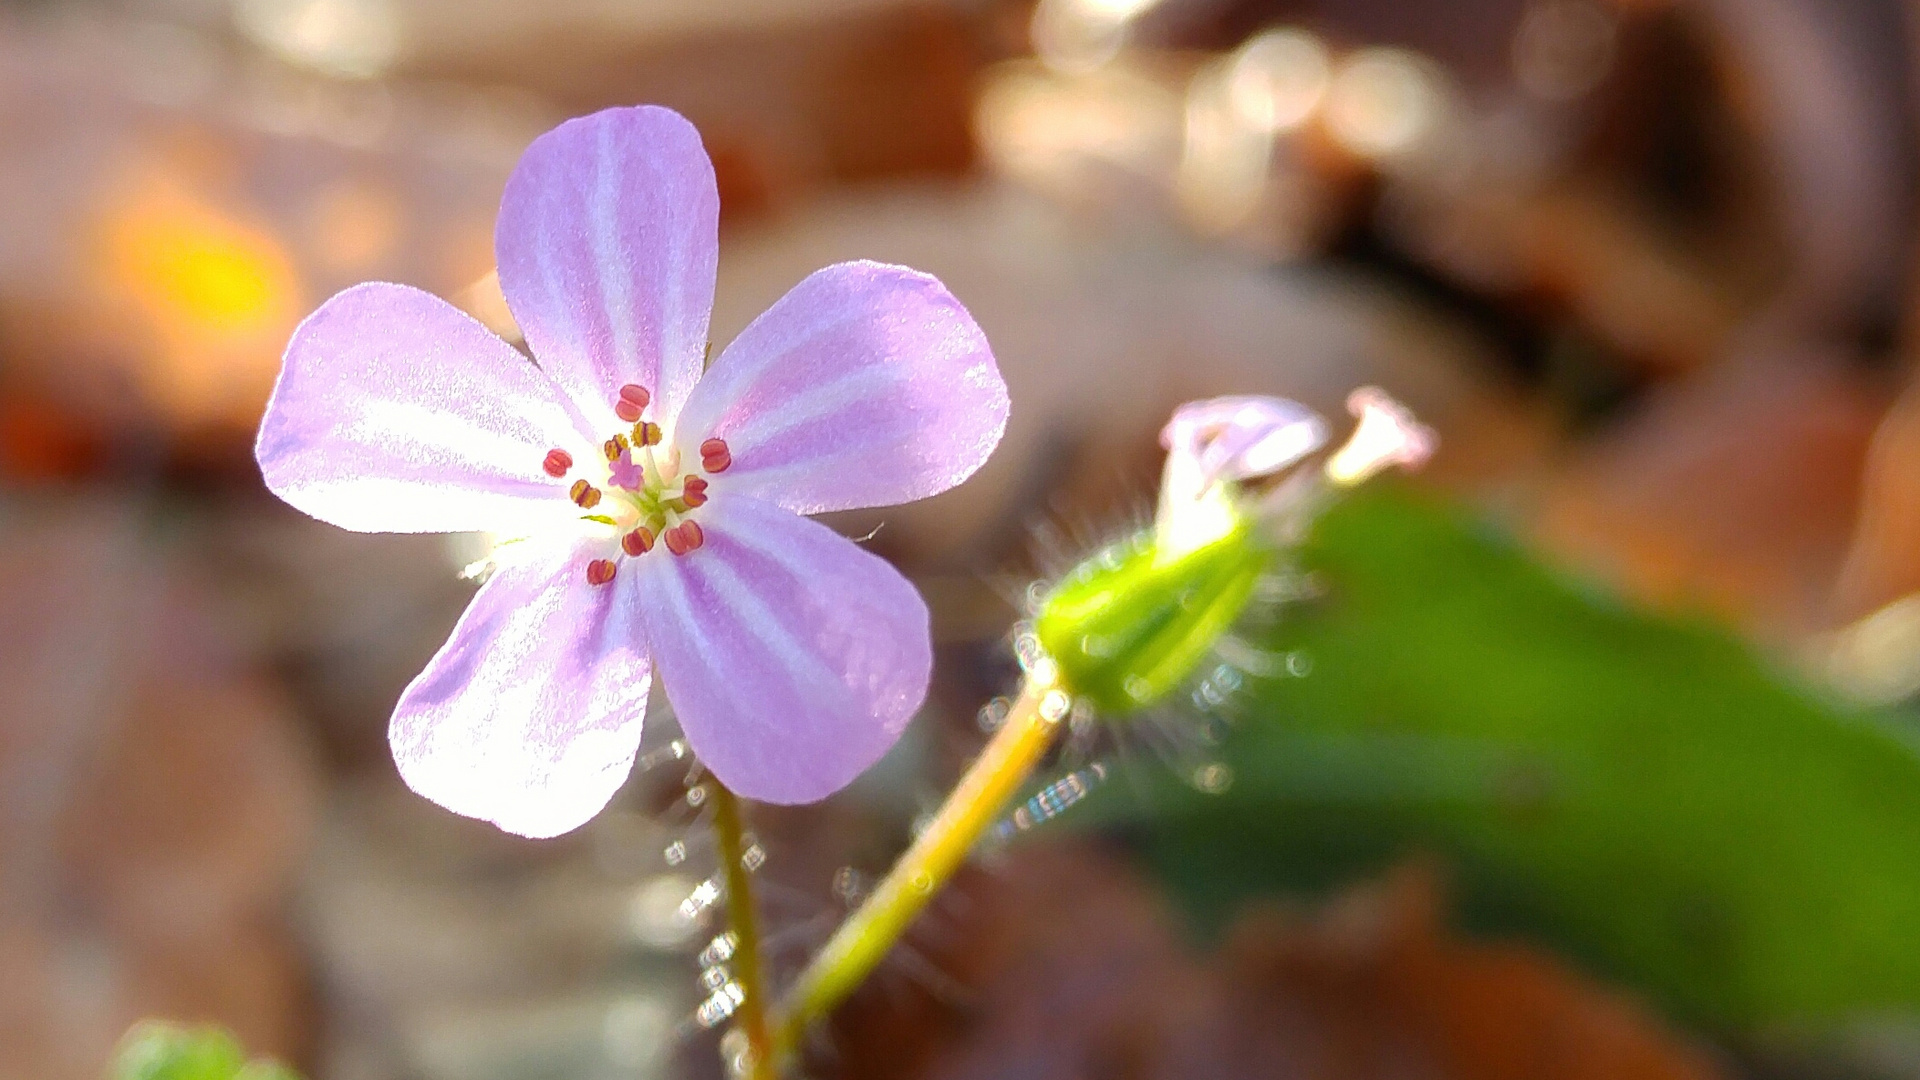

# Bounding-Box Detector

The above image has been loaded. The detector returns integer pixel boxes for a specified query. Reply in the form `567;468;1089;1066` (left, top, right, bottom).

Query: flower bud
1034;521;1272;715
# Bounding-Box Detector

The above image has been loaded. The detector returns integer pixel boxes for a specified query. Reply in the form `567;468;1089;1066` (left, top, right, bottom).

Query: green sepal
1036;520;1275;715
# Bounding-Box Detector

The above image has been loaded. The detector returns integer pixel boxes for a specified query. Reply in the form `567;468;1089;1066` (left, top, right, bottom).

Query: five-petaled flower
256;106;1009;837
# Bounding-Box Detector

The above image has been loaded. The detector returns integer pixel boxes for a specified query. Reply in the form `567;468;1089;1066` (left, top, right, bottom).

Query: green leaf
1106;485;1920;1027
111;1023;300;1080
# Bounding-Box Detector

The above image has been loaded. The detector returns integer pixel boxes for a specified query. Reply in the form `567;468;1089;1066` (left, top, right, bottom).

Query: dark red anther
615;384;651;422
700;438;731;473
633;421;663;447
569;479;602;509
543;448;573;477
664;520;705;556
621;527;655;556
585;558;617;586
679;476;708;508
603;433;630;461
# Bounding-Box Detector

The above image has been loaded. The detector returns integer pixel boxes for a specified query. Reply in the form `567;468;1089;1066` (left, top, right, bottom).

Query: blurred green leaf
1105;485;1920;1027
111;1023;299;1080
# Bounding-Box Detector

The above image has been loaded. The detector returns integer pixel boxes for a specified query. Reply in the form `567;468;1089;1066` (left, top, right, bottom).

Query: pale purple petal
258;282;585;535
638;493;930;803
391;545;651;838
673;261;1008;515
1159;395;1326;487
496;105;717;431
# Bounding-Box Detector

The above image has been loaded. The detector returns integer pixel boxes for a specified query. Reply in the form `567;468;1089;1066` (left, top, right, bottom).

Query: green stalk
772;674;1065;1061
710;780;775;1080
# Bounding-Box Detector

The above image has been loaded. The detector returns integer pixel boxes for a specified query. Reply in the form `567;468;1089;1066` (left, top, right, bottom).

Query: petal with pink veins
257;282;584;535
639;493;931;803
675;261;1008;514
390;544;652;838
496;105;718;431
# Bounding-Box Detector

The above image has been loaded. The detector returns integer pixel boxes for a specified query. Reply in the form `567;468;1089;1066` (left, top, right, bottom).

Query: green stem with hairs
771;673;1065;1062
710;780;775;1080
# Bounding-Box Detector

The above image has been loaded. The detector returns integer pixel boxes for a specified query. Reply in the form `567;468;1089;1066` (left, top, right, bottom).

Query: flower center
540;383;732;585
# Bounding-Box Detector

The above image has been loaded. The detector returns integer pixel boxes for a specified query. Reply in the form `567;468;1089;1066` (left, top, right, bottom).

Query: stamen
586;558;618;586
603;433;630;461
700;438;731;473
634;421;664;447
622;527;655;556
680;475;709;508
615;384;651;422
664;521;705;556
569;479;603;509
543;448;573;478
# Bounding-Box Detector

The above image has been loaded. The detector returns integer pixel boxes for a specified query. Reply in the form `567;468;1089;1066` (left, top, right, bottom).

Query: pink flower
256;106;1009;837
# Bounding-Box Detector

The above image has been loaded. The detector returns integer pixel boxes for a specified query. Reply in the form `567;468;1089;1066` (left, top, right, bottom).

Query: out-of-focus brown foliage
1534;352;1886;638
822;842;1723;1080
1837;375;1920;622
0;507;319;1080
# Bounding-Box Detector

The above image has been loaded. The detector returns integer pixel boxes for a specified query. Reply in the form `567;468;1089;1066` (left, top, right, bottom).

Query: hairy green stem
710;780;775;1080
772;674;1065;1061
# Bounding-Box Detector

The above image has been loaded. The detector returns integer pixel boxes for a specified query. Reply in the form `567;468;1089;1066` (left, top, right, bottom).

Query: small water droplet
832;866;866;905
978;697;1010;732
637;739;691;771
693;983;744;1027
699;964;732;990
686;785;708;808
699;932;737;966
679;877;722;920
1192;763;1234;794
1024;581;1048;612
910;871;933;894
1027;655;1059;687
719;1030;752;1078
1013;627;1044;668
662;840;687;866
1123;675;1151;702
1285;652;1312;677
1039;689;1072;723
1212;664;1244;692
741;844;766;872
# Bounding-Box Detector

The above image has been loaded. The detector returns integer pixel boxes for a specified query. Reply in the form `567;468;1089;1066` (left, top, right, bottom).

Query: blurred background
10;0;1920;1076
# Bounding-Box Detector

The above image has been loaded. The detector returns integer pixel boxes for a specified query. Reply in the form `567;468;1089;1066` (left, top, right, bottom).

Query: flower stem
772;673;1064;1059
710;779;775;1080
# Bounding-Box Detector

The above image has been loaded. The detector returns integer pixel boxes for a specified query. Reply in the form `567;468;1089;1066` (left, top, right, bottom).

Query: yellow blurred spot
96;178;302;424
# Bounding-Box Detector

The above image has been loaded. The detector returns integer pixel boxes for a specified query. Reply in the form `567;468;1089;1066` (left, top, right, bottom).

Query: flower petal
390;544;651;838
638;493;931;803
496;105;718;431
258;282;585;534
674;261;1008;514
1159;395;1327;487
